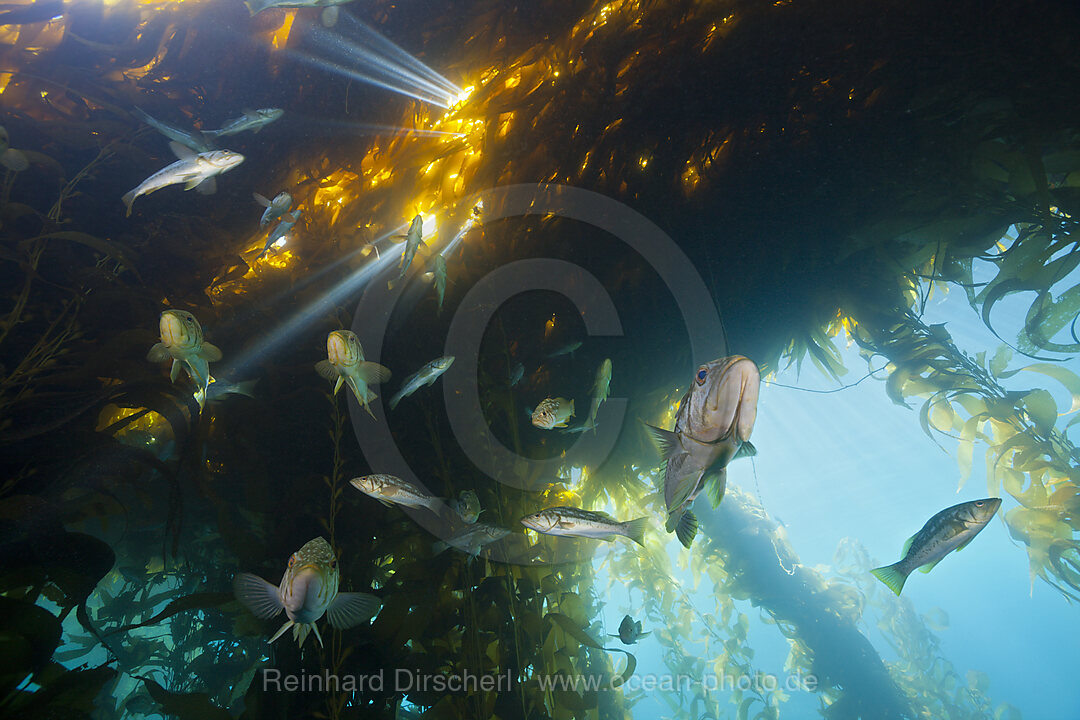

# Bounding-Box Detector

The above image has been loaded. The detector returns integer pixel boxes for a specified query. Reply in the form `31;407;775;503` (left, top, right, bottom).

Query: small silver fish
258;210;301;258
122;142;244;217
388;356;454;410
520;506;646;546
871;498;1001;595
421;254;447;314
584;358;612;432
205;378;258;402
611;614;650;645
531;397;575;429
243;0;354;27
646;356;760;548
203;108;283;138
546;341;582;358
432;522;511;557
132;107;216;153
350;474;443;513
315;330;391;419
388;215;426;290
253;190;293;227
449;489;481;524
509;362;525;387
146;309;221;392
233;537;381;648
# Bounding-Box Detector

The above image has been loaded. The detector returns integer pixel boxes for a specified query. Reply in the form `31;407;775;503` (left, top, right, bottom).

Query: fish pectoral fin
733;440;757;461
643;423;680;460
199;342;223;362
326;592;382;628
169;140;197;161
195;176;217;195
315;360;337;382
918;558;944;574
147;342;171;363
638;630;652;639
356;362;392;385
253;192;271;207
702;466;728;508
901;533;917;558
232;573;284;619
674;510;698;549
954;536;975;552
377;499;396;508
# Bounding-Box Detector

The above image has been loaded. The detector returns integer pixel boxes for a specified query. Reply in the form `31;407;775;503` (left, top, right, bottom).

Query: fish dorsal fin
643;423;680;460
918;557;944;574
901;533;917;558
733;440;757;461
169;141;197;161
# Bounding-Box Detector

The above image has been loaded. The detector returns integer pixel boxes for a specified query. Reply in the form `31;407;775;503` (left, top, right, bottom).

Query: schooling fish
388;215;426;290
583;358;612;432
258;210;301;259
233;537;381;648
449;489;481;524
242;0;354;27
203;108;283;138
132;107;216;153
432;522;511;557
387;356;454;410
253;190;293;227
350;474;443;513
421;254;448;314
520;506;647;547
531;397;575;429
205;378;258;402
611;614;650;645
509;361;525;387
315;330;391;419
122;142;244;217
546;341;582;358
871;497;1001;596
645;356;760;549
146;309;221;392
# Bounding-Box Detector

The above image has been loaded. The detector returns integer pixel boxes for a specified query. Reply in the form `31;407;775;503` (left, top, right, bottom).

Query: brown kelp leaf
0;596;62;694
138;677;232;720
24;231;143;283
8;666;117;717
107;592;236;635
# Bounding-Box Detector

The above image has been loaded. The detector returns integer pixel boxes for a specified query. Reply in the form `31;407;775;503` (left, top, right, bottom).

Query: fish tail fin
121;190;136;217
432;539;450;555
620;517;648;547
388;391;403;410
674;510;698;549
871;563;909;596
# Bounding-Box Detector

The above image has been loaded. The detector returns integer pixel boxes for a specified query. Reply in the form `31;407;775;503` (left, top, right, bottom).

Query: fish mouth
159;313;188;348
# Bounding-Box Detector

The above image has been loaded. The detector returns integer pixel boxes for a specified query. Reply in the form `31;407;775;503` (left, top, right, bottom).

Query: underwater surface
1;0;1079;718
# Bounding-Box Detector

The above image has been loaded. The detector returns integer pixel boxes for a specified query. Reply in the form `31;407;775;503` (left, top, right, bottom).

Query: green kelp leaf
921;607;949;631
107;592;235;635
24;231;143;283
886;364;916;407
994;702;1023;720
966;669;990;694
545;613;636;687
737;696;763;720
1019;286;1080;355
990;345;1013;378
140;677;233;720
1021;389;1057;435
1001;363;1080;414
957;414;985;491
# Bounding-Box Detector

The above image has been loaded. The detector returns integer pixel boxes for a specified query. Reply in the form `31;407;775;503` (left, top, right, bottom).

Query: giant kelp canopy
1;0;1079;718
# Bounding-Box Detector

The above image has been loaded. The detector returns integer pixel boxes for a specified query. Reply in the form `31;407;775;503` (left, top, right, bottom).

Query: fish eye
696;368;708;385
288;555;296;567
975;501;984;507
330;560;337;569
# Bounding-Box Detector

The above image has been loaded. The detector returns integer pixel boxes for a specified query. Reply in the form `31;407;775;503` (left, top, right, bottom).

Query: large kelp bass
647;356;760;548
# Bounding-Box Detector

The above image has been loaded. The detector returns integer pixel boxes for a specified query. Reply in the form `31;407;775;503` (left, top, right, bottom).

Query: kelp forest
0;0;1078;718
